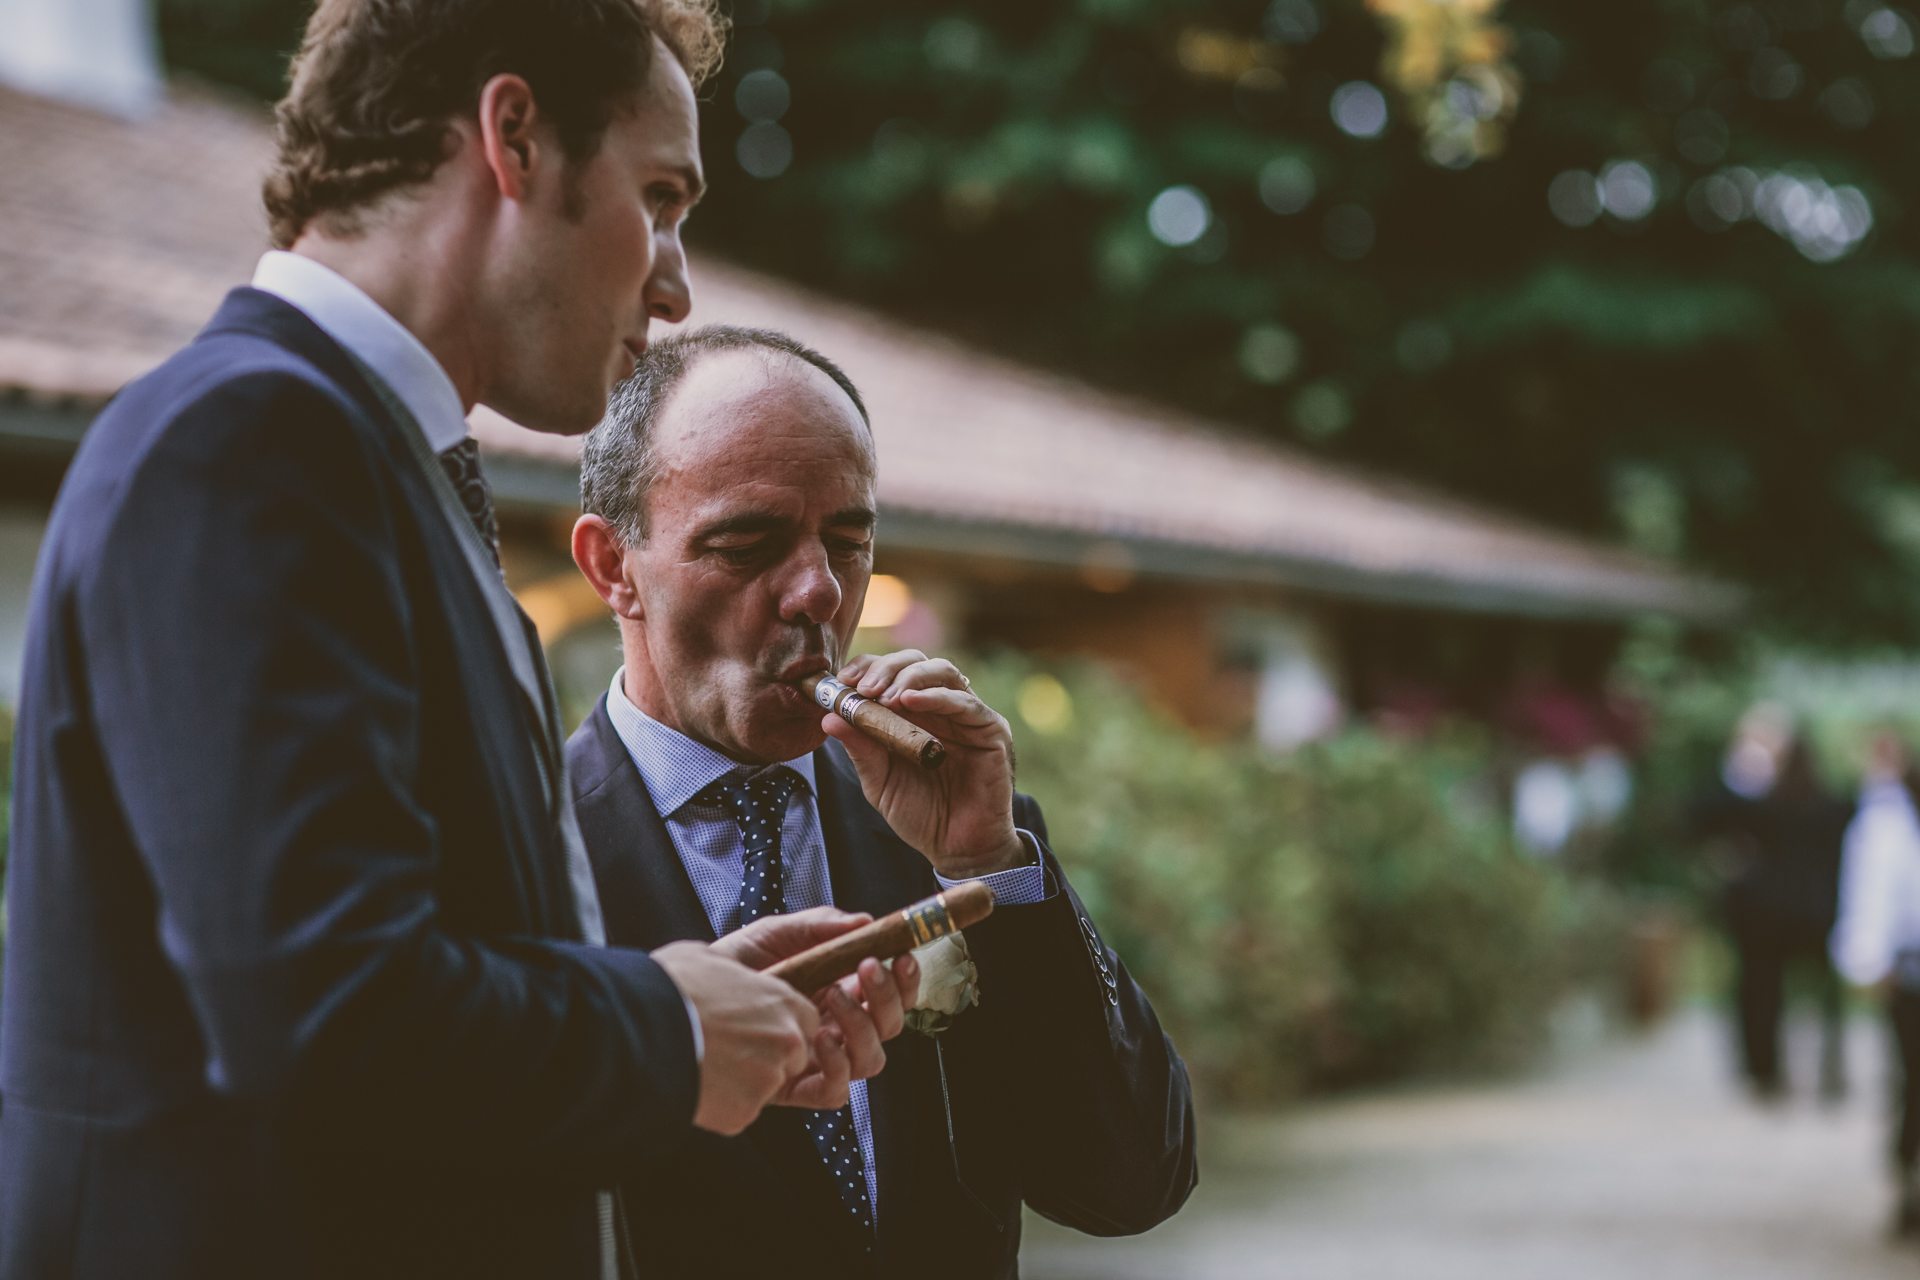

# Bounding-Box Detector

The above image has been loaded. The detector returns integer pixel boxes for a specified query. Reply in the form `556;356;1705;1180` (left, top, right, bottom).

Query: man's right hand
650;941;819;1136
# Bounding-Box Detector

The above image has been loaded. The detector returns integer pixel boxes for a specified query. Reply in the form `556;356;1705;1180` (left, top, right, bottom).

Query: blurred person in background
1832;732;1920;1234
1699;720;1851;1103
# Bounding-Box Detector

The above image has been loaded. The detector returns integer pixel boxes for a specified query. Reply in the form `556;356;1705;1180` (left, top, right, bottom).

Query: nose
777;544;843;629
645;225;692;325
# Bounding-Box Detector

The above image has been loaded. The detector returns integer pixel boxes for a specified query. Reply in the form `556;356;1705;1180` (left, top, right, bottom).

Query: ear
476;73;543;201
573;514;643;619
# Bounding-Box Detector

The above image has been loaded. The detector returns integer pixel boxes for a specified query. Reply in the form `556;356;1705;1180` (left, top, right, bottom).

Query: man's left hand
825;650;1028;879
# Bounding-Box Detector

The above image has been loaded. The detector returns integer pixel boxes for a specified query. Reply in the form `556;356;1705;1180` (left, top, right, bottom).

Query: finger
853;957;905;1043
837;652;876;683
826;983;887;1080
718;908;871;968
782;988;822;1067
788;1030;853;1110
779;905;874;948
853;649;928;697
877;658;968;704
891;951;922;1012
892;686;999;724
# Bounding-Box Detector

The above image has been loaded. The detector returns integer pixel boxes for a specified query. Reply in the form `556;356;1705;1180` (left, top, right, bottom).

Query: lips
775;656;832;685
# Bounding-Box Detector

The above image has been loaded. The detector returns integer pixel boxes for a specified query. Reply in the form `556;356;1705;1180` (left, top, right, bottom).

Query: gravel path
1020;1007;1918;1280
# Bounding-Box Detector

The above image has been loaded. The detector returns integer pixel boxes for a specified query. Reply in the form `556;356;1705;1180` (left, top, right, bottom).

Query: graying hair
580;324;872;545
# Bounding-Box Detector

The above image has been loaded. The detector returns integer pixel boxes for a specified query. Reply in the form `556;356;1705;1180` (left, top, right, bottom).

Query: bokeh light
1754;170;1874;260
1258;156;1316;214
1821;76;1876;129
857;574;912;629
1264;0;1321;44
734;69;790;123
1859;6;1915;57
1239;324;1302;385
1747;47;1803;99
924;15;986;71
736;122;792;179
1683;164;1874;260
1598;161;1657;220
1548;170;1602;227
1395;320;1453;373
1330;81;1389;138
1017;672;1074;734
1293;381;1352;439
1148;185;1212;246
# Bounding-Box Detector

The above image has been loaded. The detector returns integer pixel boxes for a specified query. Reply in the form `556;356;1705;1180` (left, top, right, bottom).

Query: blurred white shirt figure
1830;730;1920;1237
1831;735;1920;987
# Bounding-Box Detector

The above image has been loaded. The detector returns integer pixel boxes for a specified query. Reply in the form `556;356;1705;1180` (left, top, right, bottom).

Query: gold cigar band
902;892;956;948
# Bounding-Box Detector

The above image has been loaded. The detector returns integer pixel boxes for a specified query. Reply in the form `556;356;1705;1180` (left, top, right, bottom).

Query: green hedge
0;665;1612;1100
967;655;1615;1103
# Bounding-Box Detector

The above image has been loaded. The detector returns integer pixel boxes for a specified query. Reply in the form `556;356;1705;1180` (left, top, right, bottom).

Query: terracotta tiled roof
0;81;1739;621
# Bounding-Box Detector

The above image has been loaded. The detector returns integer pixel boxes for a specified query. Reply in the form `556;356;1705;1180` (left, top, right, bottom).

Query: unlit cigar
800;671;947;770
766;881;995;996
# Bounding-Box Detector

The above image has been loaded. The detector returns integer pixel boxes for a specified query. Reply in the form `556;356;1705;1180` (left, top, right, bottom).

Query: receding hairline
650;342;876;454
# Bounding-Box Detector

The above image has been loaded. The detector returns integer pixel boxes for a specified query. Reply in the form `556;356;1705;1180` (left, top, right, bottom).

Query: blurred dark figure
1701;736;1852;1101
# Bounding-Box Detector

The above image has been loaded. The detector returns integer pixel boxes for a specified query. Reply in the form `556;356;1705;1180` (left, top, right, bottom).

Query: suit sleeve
951;794;1198;1234
81;371;696;1179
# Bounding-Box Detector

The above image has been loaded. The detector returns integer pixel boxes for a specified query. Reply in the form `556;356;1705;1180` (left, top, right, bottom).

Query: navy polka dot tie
435;437;500;568
713;767;874;1239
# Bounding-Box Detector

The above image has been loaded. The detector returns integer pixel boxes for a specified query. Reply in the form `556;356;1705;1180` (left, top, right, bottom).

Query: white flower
901;931;980;1035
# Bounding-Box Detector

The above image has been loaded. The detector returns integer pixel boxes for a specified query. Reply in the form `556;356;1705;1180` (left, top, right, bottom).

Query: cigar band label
903;892;954;947
813;676;848;712
813;676;870;720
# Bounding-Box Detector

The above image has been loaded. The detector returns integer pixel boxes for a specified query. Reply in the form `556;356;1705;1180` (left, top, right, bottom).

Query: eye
649;184;689;222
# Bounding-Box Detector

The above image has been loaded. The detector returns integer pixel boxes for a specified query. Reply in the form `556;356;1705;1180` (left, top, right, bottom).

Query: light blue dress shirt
603;670;1051;1219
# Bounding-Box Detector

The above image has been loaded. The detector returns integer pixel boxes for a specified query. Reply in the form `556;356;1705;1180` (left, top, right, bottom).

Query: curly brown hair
263;0;725;249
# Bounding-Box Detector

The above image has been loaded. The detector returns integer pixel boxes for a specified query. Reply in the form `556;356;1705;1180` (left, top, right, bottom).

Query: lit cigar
801;671;947;770
765;881;995;996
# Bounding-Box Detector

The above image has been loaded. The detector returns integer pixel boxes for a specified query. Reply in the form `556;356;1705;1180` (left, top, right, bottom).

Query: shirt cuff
682;994;705;1064
935;829;1055;905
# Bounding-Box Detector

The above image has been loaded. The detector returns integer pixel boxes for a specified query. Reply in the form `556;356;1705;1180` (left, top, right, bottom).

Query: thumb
822;713;892;791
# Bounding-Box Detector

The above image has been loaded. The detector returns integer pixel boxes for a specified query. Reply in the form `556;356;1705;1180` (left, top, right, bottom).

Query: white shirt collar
604;668;817;816
250;250;470;453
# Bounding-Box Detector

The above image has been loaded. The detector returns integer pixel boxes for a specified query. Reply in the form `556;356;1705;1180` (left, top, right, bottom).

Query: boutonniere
903;931;980;1036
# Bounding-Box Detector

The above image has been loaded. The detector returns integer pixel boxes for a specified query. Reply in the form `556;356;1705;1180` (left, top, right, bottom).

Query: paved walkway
1020;1008;1918;1280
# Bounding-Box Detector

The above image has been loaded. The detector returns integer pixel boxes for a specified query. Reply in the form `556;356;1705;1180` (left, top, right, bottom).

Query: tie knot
707;765;802;823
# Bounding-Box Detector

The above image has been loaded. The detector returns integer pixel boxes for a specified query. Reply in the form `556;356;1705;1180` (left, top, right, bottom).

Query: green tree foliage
685;0;1920;647
970;655;1614;1099
157;0;1920;644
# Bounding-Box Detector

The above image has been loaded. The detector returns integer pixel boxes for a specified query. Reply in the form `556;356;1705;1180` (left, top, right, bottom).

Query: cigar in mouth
800;671;947;770
765;881;995;996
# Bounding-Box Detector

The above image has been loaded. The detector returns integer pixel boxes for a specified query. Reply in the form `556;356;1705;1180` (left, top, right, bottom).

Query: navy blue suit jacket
568;699;1197;1279
0;290;698;1280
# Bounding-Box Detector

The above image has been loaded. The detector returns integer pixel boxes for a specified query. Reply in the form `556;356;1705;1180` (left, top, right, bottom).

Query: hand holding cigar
802;671;946;769
813;642;1030;880
766;881;995;996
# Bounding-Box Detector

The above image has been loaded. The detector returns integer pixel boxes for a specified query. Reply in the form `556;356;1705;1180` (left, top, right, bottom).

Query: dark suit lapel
204;289;572;934
568;699;714;948
811;741;942;1253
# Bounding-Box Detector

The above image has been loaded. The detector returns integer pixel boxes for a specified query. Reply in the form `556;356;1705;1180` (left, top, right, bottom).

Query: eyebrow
672;164;707;206
692;505;877;542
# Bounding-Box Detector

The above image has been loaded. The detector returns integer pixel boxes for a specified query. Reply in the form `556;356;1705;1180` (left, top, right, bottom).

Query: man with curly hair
0;3;915;1278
